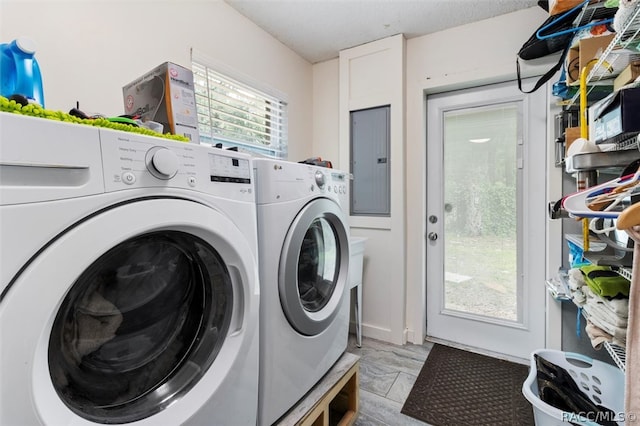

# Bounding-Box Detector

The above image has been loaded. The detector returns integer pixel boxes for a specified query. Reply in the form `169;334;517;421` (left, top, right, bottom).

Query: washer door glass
279;198;350;336
48;230;233;424
298;217;339;312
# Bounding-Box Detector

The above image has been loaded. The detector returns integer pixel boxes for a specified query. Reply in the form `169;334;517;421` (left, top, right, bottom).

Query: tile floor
346;335;434;425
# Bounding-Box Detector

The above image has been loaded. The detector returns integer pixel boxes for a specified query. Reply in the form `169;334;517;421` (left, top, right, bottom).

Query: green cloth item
579;265;630;298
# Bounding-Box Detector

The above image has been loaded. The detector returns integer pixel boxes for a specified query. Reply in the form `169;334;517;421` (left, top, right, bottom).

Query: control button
314;170;326;188
187;176;197;187
338;186;343;194
122;172;136;185
334;185;338;193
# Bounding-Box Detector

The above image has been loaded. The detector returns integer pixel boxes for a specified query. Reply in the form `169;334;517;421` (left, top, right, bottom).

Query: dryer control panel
254;159;349;207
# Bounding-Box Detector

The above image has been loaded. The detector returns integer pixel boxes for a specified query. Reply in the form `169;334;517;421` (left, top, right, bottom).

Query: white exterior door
425;80;547;360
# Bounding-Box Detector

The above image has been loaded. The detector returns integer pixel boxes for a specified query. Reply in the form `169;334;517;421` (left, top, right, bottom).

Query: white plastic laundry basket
522;349;625;426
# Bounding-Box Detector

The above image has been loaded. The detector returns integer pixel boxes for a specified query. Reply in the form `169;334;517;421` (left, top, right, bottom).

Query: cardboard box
123;62;200;142
591;87;640;144
549;0;584;15
566;34;615;84
614;61;640;91
564;126;581;152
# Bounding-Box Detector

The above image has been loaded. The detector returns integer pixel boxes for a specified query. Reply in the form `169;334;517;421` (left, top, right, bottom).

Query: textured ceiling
224;0;540;64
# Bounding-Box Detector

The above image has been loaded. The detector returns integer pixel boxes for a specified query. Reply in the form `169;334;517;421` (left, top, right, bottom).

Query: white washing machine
254;159;351;426
0;112;260;425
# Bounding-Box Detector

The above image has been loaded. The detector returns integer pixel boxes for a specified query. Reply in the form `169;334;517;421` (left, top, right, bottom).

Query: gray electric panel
350;106;390;216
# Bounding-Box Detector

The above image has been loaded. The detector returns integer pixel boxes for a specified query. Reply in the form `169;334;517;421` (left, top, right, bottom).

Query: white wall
312;58;340;167
0;0;313;162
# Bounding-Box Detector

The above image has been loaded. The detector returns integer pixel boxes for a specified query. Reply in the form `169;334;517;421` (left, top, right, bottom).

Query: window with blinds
192;62;288;159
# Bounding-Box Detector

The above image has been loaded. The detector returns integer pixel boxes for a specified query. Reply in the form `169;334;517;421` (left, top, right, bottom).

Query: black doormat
401;344;535;426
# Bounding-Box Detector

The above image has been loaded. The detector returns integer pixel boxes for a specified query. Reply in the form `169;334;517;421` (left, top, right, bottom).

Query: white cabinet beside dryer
349;237;367;348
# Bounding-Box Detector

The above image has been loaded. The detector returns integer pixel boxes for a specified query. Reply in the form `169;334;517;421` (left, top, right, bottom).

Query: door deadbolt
428;232;438;241
429;215;438;224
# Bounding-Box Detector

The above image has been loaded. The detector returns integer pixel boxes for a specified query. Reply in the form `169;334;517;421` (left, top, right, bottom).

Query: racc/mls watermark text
562;412;637;423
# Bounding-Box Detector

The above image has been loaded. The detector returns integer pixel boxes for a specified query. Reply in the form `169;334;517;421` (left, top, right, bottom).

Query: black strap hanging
516;0;586;93
517;40;572;94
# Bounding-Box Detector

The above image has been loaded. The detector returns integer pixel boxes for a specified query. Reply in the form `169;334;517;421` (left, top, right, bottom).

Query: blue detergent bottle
0;38;45;106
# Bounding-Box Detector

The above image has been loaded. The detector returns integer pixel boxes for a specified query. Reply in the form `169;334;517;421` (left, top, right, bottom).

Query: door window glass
297;218;339;312
443;105;520;321
48;231;233;424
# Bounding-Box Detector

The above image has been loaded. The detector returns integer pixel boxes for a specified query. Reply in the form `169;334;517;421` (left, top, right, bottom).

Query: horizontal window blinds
192;61;287;158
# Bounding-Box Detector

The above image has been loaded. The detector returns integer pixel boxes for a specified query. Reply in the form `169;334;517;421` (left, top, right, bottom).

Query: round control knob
148;147;179;179
314;170;326;188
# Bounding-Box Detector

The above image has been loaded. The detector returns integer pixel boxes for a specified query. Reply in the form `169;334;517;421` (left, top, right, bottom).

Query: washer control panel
209;152;251;184
99;129;254;200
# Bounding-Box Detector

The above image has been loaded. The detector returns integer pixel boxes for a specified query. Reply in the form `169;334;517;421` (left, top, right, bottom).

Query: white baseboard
362;323;402;345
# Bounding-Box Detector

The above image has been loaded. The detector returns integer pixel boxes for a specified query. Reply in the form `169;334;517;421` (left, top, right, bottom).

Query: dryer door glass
298;217;339;312
48;231;233;424
279;198;350;336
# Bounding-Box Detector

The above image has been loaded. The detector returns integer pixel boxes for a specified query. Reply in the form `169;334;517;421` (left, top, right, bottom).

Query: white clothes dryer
254;159;351;426
0;112;260;426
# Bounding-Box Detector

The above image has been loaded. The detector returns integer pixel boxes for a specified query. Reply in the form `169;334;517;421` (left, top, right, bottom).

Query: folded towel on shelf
585;320;626;349
568;268;586;291
571;287;587;306
579;265;631;298
582;305;627;344
583;301;628;329
568;268;588;306
614;335;626;347
585;320;613;350
583;285;629;319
